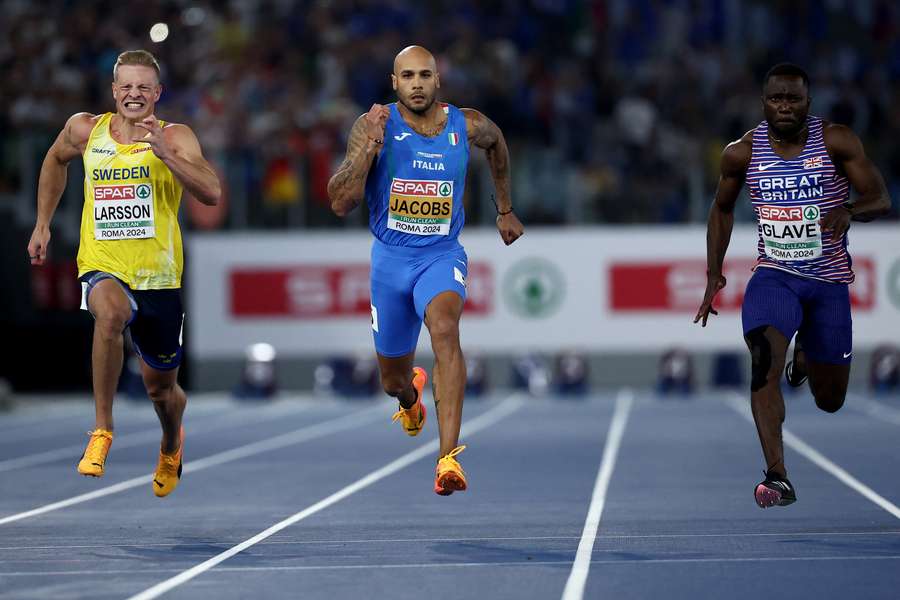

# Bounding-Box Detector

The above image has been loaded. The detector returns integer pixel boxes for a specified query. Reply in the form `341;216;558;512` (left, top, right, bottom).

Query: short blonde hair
113;50;161;81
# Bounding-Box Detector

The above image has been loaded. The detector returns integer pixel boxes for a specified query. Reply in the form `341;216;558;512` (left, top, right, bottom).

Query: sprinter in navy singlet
327;46;523;495
695;63;891;509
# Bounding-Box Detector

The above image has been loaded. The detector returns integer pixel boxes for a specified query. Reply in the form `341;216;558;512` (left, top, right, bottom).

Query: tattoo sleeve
468;111;511;213
327;117;380;216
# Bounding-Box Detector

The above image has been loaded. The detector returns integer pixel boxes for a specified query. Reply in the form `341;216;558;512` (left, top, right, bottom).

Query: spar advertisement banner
187;226;900;358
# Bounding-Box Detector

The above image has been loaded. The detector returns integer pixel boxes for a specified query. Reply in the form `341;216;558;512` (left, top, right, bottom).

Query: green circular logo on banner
803;205;819;220
439;182;451;196
503;257;565;319
136;184;151;199
888;259;900;310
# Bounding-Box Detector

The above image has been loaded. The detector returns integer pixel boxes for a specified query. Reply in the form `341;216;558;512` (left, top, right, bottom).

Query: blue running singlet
366;102;469;247
365;102;471;357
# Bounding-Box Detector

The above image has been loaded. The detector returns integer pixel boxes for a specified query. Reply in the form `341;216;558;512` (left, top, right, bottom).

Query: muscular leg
425;291;466;458
807;360;850;413
745;326;790;477
87;279;133;432
377;352;418;409
141;361;186;454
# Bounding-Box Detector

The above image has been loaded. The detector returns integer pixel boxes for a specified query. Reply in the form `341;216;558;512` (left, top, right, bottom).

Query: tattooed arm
327;104;389;217
463;108;523;245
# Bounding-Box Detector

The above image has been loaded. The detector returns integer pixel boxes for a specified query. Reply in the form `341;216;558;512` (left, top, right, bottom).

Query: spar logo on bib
93;183;155;240
387;178;453;236
758;204;822;261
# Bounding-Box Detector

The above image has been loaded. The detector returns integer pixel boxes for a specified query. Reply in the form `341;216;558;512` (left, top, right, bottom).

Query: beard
399;93;434;115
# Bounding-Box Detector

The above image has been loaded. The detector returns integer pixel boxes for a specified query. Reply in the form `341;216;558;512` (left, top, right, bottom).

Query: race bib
758;204;822;261
387;178;452;236
93;183;155;240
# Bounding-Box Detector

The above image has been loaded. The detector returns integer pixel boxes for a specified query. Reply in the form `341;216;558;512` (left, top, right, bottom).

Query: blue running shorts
370;238;468;357
742;266;852;365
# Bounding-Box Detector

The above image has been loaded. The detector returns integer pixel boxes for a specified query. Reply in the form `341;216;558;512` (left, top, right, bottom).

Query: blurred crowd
2;0;900;233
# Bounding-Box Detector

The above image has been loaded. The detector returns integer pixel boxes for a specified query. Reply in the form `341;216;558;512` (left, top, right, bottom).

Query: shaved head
393;45;436;75
391;45;440;115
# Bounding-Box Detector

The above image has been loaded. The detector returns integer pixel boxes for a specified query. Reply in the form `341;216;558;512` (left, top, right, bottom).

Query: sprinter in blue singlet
695;63;891;509
327;46;524;495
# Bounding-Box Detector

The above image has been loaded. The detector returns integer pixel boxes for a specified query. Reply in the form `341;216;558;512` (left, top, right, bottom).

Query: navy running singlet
746;116;853;283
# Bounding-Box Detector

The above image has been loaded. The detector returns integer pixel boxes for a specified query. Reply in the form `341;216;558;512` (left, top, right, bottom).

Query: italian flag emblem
448;132;459;145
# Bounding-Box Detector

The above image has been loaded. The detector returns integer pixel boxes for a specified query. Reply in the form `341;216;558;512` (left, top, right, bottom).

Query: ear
391;74;397;91
154;84;163;102
112;81;117;102
435;72;441;89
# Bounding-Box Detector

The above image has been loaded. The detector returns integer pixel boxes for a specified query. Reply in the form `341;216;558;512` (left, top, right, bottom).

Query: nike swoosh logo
758;162;778;171
394;133;412;141
843;352;852;358
154;479;164;488
455;259;466;266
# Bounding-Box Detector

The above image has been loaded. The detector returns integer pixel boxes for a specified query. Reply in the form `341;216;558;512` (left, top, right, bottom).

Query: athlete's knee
93;312;129;341
745;327;783;392
426;314;460;346
814;394;845;413
145;378;176;402
812;385;846;413
380;372;408;398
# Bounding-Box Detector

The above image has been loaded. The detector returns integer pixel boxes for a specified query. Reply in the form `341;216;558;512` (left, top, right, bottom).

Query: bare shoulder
160;121;205;153
65;112;100;145
461;107;487;129
161;121;196;139
461;108;500;146
822;121;863;159
720;131;753;175
821;120;856;141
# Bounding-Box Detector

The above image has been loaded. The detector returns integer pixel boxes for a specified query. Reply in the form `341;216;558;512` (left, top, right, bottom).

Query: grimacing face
392;55;440;115
112;64;161;121
763;75;810;138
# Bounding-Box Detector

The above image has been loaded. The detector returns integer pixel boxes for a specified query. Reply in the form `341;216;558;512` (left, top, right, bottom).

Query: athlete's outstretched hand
819;205;851;239
694;273;726;327
364;104;390;143
496;211;524;246
27;225;50;265
133;115;173;160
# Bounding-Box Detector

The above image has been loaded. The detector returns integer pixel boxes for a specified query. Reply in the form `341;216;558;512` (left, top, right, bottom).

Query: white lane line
8;554;900;577
725;393;900;520
0;404;386;526
847;394;900;427
561;389;633;600
126;395;525;600
6;530;900;552
0;404;314;473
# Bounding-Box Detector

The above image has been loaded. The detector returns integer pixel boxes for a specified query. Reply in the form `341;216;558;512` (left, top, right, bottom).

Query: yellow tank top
77;112;184;289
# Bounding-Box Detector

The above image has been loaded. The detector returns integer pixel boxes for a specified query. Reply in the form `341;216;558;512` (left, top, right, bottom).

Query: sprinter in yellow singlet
26;50;221;497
